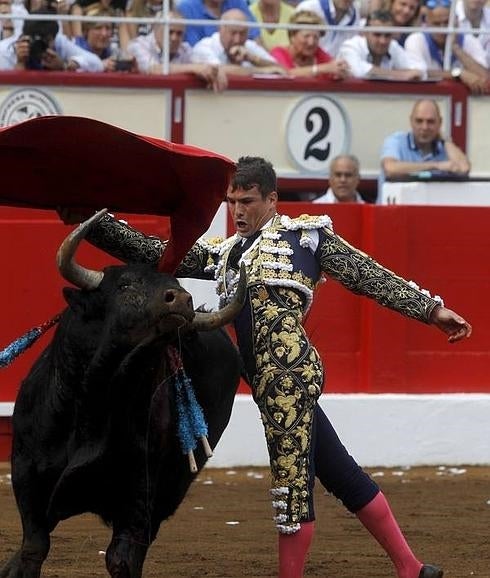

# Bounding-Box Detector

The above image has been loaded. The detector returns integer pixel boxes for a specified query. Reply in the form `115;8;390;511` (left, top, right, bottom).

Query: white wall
3;394;489;466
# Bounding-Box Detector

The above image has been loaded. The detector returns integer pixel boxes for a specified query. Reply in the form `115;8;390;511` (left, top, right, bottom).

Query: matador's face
226;185;278;238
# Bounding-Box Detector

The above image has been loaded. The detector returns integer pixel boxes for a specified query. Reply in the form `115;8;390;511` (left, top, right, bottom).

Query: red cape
0;116;235;272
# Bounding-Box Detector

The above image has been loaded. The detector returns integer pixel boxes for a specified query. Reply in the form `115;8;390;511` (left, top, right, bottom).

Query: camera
114;58;133;72
28;34;50;69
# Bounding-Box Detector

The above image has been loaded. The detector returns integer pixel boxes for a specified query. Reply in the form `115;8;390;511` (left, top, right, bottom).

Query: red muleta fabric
0;116;235;273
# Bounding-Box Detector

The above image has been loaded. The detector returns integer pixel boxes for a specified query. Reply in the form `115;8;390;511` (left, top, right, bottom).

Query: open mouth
236;220;248;231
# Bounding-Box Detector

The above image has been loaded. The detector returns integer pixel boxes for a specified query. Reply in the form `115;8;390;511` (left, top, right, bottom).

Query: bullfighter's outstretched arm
316;227;441;324
81;212;213;279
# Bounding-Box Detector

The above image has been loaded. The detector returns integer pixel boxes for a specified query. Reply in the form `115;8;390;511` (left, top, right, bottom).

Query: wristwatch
451;67;463;80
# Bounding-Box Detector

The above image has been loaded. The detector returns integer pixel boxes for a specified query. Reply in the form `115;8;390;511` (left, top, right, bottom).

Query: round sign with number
286;95;351;174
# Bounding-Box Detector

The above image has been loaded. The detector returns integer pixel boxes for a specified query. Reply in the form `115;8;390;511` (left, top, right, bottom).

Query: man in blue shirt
378;99;470;197
177;0;260;46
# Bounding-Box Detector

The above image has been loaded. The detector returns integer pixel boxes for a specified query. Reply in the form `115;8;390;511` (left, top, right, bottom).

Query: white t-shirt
313;188;364;203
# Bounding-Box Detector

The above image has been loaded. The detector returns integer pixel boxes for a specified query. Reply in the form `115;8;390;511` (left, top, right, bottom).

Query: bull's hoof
419;564;443;578
0;551;22;578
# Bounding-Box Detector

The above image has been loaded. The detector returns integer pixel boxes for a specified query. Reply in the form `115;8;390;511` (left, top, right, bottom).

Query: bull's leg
7;459;53;578
105;528;150;578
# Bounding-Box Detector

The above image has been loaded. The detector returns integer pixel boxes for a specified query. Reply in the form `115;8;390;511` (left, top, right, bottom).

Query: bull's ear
62;287;86;313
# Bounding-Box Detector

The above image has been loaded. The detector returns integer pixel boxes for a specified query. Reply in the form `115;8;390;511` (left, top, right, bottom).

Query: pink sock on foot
278;521;315;578
356;492;423;578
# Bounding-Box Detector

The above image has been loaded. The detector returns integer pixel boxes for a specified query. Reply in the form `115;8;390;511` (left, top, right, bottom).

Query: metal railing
0;0;487;75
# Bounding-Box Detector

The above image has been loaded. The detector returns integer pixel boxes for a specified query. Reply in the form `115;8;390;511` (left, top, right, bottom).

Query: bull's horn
191;263;247;331
56;209;107;290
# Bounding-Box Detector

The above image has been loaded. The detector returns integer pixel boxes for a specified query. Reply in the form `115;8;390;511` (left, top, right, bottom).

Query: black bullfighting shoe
419;564;443;578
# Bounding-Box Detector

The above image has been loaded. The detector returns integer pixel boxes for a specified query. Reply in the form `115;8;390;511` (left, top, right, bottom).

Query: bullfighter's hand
429;305;472;343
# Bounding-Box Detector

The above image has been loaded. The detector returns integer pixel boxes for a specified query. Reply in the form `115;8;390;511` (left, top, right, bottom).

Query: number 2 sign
286;95;351;174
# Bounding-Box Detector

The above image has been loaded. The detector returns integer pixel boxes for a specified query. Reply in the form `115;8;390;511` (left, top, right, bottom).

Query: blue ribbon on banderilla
0;314;61;368
167;345;212;473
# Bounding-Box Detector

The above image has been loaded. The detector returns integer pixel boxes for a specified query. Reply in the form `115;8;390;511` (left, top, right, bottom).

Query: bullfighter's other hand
429;305;472;343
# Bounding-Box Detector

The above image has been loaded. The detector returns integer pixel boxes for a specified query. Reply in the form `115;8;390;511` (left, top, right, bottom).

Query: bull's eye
118;283;132;291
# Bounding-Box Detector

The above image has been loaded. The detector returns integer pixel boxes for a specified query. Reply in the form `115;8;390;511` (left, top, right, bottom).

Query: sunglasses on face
425;0;451;9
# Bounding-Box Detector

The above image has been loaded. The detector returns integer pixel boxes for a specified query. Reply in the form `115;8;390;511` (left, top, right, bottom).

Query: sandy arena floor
1;463;489;577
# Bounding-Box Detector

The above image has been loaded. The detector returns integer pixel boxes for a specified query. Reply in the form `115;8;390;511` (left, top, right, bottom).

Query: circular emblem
0;88;62;127
286;95;351;174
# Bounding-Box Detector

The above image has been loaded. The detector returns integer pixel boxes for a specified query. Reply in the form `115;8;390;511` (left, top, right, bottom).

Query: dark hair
22;8;59;39
232;156;277;198
366;9;394;25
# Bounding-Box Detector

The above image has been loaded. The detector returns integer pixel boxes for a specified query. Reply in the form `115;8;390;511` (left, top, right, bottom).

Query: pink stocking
356;492;423;578
278;521;315;578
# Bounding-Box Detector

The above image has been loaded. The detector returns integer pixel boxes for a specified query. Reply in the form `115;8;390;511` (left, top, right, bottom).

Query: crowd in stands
0;0;487;92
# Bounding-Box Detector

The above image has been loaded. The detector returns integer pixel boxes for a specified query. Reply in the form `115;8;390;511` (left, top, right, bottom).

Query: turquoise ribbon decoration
168;345;209;458
0;314;61;369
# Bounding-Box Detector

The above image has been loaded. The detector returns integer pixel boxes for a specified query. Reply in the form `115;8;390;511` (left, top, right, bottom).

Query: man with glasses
405;0;489;93
313;154;365;203
337;10;427;79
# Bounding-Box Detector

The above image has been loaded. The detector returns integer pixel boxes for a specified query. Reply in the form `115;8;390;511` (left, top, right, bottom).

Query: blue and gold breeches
246;285;324;533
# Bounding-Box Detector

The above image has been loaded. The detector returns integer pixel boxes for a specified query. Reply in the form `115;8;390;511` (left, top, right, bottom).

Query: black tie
228;231;261;270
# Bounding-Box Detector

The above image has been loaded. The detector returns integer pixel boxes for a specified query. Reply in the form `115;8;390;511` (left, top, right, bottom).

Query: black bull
1;215;245;578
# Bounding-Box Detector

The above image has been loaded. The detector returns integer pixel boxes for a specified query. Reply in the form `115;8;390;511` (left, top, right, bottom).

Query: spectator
74;5;127;72
191;8;285;76
338;9;426;79
294;0;360;56
313;154;364;203
128;10;227;90
0;0;29;40
0;9;103;71
379;98;470;194
270;9;350;78
177;0;260;46
249;0;295;51
368;0;422;45
404;0;489;94
69;0;126;44
455;0;490;67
